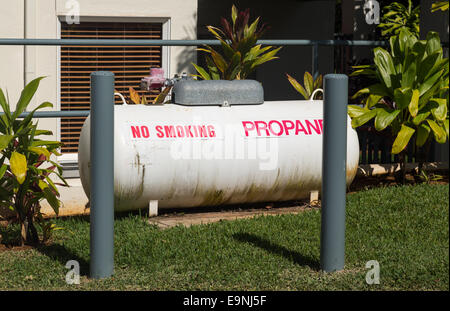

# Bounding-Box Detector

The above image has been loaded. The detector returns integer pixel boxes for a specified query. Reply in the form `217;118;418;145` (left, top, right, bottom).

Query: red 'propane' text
242;119;323;137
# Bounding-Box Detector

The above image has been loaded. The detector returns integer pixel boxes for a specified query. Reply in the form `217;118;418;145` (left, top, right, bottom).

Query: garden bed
349;171;449;193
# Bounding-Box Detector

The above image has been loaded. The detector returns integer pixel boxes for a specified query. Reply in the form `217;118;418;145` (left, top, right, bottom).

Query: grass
0;183;448;290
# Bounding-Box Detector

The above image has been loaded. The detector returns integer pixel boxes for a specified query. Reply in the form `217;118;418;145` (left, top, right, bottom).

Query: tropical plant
378;0;420;38
348;28;449;182
416;169;443;184
192;5;281;80
127;86;170;105
0;77;68;245
128;87;147;105
286;72;323;100
431;1;449;12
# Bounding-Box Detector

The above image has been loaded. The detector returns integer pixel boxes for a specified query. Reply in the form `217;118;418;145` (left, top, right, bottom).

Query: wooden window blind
60;21;163;153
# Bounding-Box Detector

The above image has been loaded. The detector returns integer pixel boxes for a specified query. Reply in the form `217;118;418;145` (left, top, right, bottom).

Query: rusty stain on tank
200;189;226;206
115;151;146;208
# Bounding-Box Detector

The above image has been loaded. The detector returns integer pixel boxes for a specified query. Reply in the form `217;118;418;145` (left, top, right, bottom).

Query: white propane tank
78;100;360;211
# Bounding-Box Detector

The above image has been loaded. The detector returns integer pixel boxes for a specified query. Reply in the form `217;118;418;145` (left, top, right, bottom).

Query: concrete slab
148;205;314;229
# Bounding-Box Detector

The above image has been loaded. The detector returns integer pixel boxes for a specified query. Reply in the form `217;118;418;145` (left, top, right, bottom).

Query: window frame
56;16;171;164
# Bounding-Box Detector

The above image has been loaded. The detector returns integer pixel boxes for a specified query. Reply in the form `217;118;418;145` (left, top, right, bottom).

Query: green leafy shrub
378;0;420;38
0;77;68;245
192;5;281;80
348;29;449;182
286;72;323;100
431;1;449;12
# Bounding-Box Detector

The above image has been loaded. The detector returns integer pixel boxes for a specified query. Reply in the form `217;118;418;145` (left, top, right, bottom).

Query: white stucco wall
0;0;24;107
0;0;197;149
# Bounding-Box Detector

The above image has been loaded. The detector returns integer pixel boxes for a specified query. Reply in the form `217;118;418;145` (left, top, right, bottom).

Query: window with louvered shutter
60;21;163;153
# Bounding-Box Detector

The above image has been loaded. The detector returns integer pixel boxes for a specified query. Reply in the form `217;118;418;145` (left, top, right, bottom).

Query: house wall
340;0;380;65
420;0;449;42
0;0;25;112
0;0;198;148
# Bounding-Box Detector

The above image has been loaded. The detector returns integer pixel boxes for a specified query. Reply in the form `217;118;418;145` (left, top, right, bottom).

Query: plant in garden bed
127;86;170;105
0;77;68;246
286;72;323;100
431;1;449;12
348;28;449;183
192;5;281;80
378;0;420;38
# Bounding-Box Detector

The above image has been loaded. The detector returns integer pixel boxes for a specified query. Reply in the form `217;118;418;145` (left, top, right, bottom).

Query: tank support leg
309;190;319;206
149;200;158;217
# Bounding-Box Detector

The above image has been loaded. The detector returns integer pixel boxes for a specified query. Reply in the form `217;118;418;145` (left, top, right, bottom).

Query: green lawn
0;183;448;290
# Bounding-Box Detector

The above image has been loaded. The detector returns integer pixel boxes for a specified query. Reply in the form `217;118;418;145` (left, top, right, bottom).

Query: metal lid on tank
171;80;264;106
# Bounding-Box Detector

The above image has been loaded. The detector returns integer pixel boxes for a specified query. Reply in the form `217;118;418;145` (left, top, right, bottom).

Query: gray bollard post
90;71;115;279
320;74;348;272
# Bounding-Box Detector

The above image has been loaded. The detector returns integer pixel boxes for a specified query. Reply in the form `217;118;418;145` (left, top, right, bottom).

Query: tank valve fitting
140;68;189;91
140;67;166;90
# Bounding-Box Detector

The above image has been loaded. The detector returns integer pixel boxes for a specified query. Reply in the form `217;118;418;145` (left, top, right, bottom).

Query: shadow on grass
56;212;140;222
36;244;90;276
233;232;320;271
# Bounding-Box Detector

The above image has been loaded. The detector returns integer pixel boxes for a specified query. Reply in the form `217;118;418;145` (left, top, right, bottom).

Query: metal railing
0;38;391;120
1;38;448;162
1;38;447;82
0;37;391;89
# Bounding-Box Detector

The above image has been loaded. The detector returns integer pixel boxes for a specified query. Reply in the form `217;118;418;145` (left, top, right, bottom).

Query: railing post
312;43;319;79
90;71;115;279
320;74;348;272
